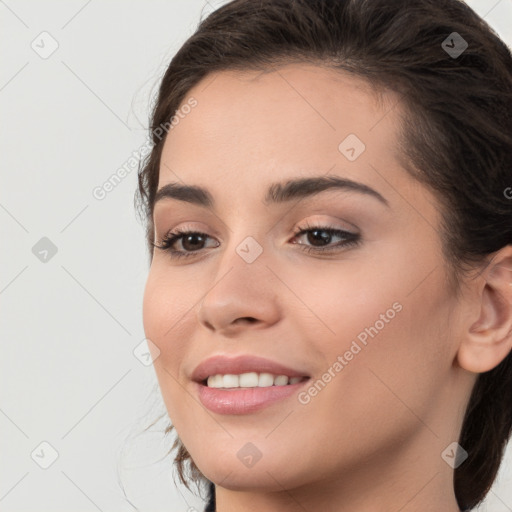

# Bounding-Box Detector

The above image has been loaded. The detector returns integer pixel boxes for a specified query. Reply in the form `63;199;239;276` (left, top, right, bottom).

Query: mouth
191;354;311;414
199;372;310;389
191;353;310;383
195;373;311;415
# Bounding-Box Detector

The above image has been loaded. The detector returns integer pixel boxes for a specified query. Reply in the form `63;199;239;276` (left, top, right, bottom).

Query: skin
142;63;512;512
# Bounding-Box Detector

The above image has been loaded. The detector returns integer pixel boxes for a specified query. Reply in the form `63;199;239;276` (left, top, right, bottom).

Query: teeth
258;372;274;387
206;372;305;388
274;375;288;386
239;372;259;387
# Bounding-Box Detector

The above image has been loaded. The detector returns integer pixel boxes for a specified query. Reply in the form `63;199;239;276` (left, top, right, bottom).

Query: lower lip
195;379;310;415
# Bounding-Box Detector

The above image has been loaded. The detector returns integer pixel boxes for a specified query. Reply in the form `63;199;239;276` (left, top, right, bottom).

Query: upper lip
191;354;310;383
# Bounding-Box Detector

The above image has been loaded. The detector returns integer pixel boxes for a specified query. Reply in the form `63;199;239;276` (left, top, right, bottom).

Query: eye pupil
308;229;331;246
182;234;205;251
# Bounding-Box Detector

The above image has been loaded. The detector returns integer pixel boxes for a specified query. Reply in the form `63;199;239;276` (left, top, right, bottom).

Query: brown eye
291;224;361;254
153;229;219;259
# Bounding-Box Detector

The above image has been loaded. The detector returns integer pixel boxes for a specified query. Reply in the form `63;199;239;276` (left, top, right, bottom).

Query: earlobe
456;247;512;374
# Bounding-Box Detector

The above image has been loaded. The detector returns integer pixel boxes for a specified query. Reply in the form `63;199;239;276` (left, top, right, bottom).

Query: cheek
142;265;197;344
294;248;452;384
142;271;203;437
283;260;404;355
142;268;196;390
299;268;455;449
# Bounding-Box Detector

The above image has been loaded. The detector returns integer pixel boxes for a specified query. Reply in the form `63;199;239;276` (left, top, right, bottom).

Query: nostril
236;317;258;325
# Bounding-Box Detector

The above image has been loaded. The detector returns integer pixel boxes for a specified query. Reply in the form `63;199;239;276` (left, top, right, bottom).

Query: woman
136;0;512;510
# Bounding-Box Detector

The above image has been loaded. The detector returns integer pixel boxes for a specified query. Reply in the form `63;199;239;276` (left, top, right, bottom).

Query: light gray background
1;1;512;511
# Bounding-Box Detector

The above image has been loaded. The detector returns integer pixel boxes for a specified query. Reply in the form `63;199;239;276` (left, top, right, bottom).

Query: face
143;63;469;493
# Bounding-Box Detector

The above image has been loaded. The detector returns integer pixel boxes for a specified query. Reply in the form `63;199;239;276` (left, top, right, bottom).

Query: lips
191;354;310;384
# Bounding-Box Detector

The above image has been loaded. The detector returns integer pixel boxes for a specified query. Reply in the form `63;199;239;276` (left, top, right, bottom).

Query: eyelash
152;222;361;260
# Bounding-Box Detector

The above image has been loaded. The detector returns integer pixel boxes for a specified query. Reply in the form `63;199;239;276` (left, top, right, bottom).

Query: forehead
158;63;404;194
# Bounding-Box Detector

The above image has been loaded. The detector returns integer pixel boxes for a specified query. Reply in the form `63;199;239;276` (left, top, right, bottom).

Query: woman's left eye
152;224;361;260
291;225;361;254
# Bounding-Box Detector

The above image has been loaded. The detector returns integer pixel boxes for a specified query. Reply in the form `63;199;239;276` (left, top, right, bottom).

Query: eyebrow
153;175;389;209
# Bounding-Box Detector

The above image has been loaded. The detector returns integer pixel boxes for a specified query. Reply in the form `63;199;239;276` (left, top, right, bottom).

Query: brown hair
135;0;512;509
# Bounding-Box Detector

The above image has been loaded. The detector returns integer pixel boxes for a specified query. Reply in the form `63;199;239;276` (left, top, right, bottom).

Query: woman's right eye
153;228;218;260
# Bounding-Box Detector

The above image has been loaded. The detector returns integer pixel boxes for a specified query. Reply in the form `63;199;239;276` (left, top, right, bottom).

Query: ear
456;245;512;373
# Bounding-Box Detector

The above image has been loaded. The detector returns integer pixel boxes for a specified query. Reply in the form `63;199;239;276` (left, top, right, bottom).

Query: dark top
204;482;216;512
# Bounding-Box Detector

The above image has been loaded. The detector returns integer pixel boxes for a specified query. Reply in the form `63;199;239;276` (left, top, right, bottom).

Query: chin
195;448;312;492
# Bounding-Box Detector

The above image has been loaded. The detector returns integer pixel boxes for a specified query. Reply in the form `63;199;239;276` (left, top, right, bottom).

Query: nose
196;238;282;336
